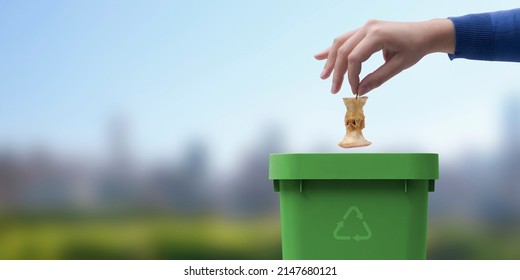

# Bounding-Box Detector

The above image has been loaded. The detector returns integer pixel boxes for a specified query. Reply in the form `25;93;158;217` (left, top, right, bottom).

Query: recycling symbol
333;206;372;241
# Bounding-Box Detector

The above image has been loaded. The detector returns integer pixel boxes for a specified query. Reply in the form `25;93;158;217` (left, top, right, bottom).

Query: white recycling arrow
333;206;372;241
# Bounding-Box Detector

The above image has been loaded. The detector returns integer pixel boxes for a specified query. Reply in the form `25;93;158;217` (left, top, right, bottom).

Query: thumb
357;56;404;95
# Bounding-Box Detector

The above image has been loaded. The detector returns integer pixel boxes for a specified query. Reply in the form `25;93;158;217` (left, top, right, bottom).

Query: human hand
315;19;454;95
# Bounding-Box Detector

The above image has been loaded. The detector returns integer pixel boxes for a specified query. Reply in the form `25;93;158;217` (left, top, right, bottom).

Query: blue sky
1;1;520;168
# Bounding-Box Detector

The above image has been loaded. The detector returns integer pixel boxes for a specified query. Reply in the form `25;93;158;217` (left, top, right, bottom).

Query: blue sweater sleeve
448;8;520;62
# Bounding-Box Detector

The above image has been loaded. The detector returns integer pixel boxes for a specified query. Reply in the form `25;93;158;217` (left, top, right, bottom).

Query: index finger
347;37;383;94
331;31;365;93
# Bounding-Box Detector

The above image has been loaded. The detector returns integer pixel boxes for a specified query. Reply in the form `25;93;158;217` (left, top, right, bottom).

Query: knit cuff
448;13;495;60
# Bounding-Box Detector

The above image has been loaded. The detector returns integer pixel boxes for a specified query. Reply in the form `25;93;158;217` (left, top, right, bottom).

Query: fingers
314;47;329;60
331;31;365;93
358;55;403;96
320;37;346;79
347;36;383;95
320;29;358;80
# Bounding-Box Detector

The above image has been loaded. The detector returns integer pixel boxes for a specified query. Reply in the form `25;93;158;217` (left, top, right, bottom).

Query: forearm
449;8;520;62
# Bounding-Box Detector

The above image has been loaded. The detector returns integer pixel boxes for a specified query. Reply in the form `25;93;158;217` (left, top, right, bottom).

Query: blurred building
145;138;214;214
226;125;283;217
492;94;520;223
97;115;141;206
0;148;21;211
430;93;520;225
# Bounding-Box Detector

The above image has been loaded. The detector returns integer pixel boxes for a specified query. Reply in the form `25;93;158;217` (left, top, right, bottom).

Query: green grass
0;214;282;260
427;220;520;260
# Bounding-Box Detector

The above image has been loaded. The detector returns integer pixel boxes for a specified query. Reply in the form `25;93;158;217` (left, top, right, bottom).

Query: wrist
422;19;455;54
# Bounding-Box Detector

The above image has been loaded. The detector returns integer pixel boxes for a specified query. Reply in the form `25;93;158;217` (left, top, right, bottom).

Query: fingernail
358;84;370;95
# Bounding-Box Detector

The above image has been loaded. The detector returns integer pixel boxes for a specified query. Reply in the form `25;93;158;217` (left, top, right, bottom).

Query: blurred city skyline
1;91;519;219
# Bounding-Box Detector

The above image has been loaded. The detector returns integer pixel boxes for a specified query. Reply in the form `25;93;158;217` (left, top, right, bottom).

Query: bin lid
269;153;438;180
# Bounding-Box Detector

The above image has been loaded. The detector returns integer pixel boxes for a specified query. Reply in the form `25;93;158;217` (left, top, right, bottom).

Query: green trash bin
269;153;439;260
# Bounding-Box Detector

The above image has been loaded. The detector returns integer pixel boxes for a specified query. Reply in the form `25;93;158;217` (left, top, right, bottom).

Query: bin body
269;153;438;260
